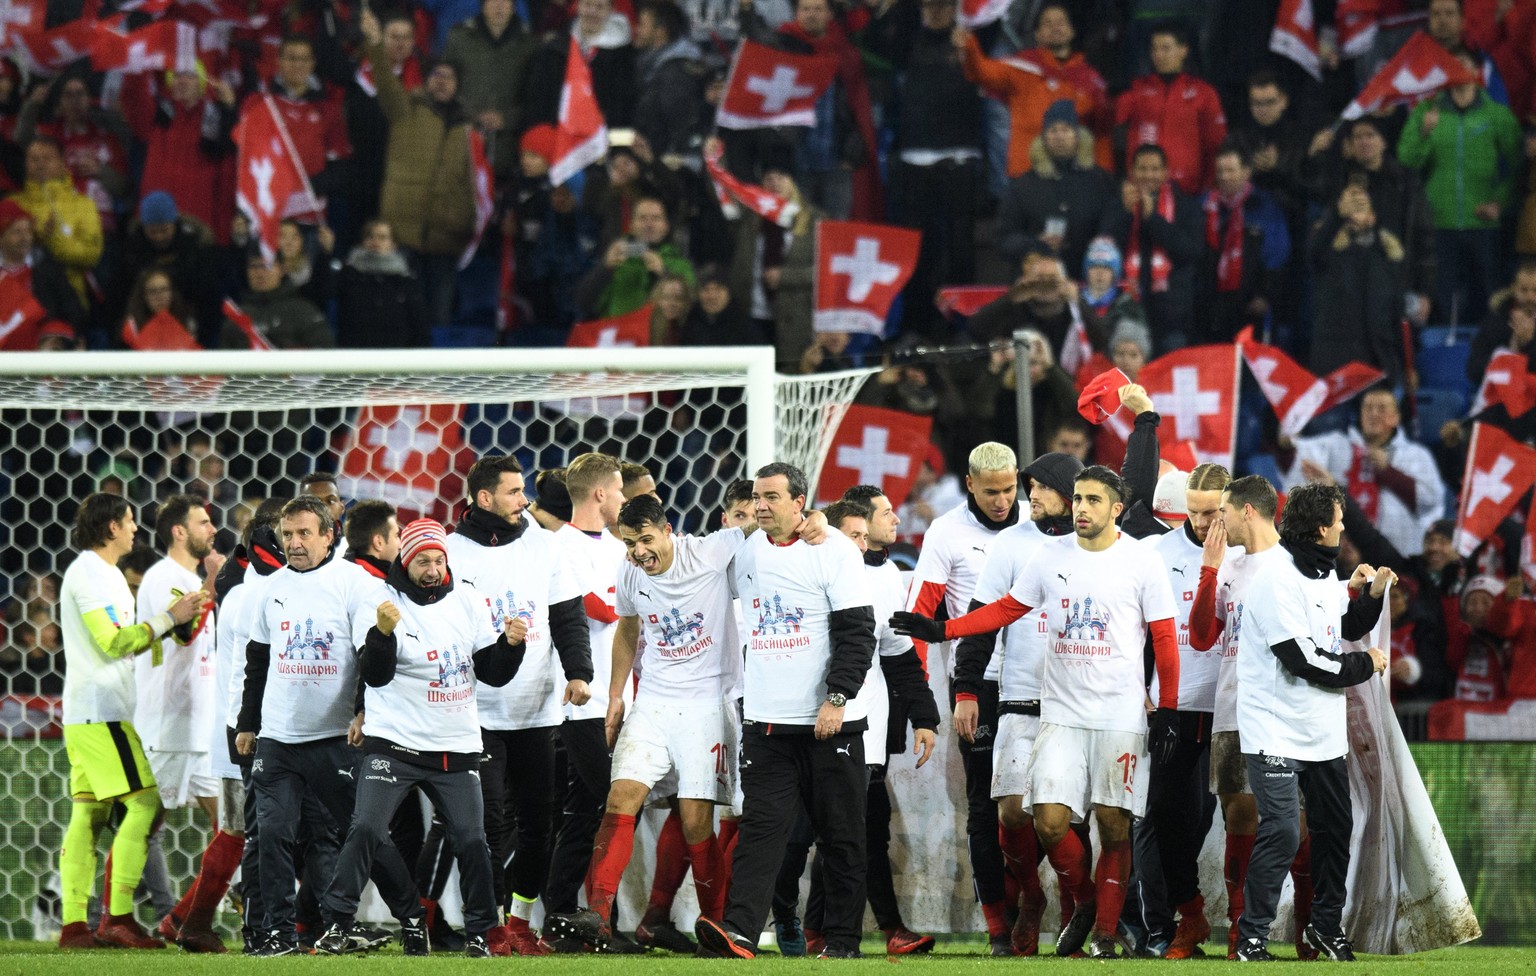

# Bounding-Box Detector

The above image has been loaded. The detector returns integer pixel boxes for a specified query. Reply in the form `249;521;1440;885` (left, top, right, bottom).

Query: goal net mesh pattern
0;356;873;940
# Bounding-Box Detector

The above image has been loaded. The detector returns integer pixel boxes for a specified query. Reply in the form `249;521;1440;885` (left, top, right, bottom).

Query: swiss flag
1136;344;1242;467
936;285;1007;318
234;95;312;262
1453;423;1536;557
91;19;198;74
549;35;607;187
817;405;934;509
1342;31;1479;120
338;404;470;524
813;220;920;336
460;128;494;270
705;142;799;228
1269;0;1321;81
11;20;95;75
717;40;837;130
0;276;47;350
1470;350;1536;418
122;311;201;350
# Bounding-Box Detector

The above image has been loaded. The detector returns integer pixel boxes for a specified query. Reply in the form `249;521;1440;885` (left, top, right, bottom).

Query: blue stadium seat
1413;388;1468;445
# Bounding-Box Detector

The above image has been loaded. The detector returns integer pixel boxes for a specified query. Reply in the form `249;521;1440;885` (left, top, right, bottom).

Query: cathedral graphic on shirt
752;594;806;636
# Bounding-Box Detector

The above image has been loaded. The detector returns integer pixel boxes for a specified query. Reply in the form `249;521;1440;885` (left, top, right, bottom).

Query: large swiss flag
1453;423;1536;558
817;405;933;509
1343;31;1479;119
338;404;469;524
717;40;837;129
813;220;920;336
1136;344;1242;468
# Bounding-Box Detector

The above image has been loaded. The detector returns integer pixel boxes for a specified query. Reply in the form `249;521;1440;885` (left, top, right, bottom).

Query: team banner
1342;586;1482;951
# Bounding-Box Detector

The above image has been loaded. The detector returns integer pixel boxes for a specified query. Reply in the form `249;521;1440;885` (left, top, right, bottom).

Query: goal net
0;347;874;941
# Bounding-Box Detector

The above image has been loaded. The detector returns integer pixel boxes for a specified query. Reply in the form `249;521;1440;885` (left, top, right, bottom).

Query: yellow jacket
9;178;103;305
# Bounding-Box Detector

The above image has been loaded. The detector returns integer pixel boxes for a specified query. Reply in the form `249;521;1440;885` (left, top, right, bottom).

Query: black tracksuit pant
1239;753;1352;944
251;736;421;940
724;724;867;953
546;717;613;914
323;751;498;937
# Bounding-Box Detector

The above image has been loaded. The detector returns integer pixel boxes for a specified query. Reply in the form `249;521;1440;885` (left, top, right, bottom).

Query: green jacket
1398;89;1523;230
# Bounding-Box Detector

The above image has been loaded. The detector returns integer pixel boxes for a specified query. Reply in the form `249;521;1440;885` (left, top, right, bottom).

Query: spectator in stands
744;0;877;220
1200;145;1290;342
0;199;84;330
970;252;1104;365
1398;52;1523;326
996;100;1115;276
277;219;336;313
115;192;219;343
527;0;637;130
119;68;238;244
444;0;540;177
220;250;334;349
9;137;102;309
1308;117;1435;327
123;269;199;348
1281;387;1445;557
876;0;983;339
1010;4;1112;170
1227;70;1314;227
1468;259;1536;381
648;273;696;345
577;196;695;319
15;74;130;228
954;23;1094;180
336;220;429;348
680;265;760;345
1113;23;1225;194
633;0;707;163
362;9;479;329
347;12;424;231
1098;143;1204;352
1307;181;1410;387
244;36;351;226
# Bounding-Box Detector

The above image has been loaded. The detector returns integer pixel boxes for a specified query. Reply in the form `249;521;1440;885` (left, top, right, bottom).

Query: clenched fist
376;601;401;635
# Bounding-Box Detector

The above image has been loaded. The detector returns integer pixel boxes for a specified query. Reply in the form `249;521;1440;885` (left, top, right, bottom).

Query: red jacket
1114;71;1226;194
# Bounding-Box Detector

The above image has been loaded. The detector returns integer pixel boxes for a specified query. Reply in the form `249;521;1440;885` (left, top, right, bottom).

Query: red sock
1092;839;1131;936
980;900;1010;939
1043;829;1095;907
1225;833;1256;923
647;811;690;911
1290;836;1314;931
584;813;637;923
998;824;1044;906
686;835;726;921
717;818;739;895
173;831;244;930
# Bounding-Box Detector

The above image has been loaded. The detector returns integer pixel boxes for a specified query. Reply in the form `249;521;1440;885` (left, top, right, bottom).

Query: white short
1021;722;1149;822
611;699;739;804
147;749;218;809
990;712;1042;800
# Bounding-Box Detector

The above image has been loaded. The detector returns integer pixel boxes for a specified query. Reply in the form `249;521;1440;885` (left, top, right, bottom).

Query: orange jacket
961;34;1094;178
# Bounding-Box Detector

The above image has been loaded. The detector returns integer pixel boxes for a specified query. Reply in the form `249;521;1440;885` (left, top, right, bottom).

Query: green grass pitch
0;938;1526;975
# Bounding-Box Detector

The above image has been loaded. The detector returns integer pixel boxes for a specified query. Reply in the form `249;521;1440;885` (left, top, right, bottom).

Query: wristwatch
825;693;847;708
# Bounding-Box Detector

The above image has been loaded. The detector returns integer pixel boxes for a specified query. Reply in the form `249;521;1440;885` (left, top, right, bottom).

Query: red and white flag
1342;31;1479;119
122;310;201;350
1136;344;1242;468
1470;350;1536;417
338;404;469;524
959;0;1008;28
817;405;934;508
813;220;920;336
233;95;314;262
460;128;495;270
221;298;275;350
717;40;837;130
549;36;607;187
1270;0;1321;81
91;19;198;73
11;20;95;75
1453;422;1536;557
704;143;799;228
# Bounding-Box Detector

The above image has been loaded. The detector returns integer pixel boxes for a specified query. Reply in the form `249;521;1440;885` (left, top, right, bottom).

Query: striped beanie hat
400;518;448;565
